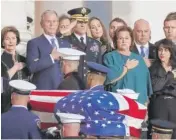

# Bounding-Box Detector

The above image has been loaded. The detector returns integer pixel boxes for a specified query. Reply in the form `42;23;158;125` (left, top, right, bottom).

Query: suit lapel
40;35;53;52
132;44;139;54
71;33;87;51
149;43;156;59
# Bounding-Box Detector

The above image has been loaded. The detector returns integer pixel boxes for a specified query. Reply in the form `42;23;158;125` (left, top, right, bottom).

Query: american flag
30;89;147;138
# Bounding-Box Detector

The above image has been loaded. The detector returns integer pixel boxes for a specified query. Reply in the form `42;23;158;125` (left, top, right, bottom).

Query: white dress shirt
74;33;87;44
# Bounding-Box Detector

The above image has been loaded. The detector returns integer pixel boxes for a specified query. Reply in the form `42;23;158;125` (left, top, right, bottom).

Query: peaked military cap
56;112;85;124
58;48;86;60
9;80;36;95
67;7;91;22
150;119;176;134
87;61;110;75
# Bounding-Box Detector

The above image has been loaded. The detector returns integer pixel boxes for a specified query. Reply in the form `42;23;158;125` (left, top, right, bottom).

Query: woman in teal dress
104;26;153;105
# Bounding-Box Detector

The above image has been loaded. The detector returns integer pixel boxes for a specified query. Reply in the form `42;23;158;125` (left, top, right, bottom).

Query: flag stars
100;96;104;99
86;124;91;128
94;120;99;124
97;99;101;103
72;105;75;109
62;98;67;101
87;97;92;99
109;102;113;106
78;100;82;103
62;103;66;107
118;116;121;120
101;124;106;128
116;124;121;128
87;103;92;107
103;94;108;97
94;111;99;115
81;108;84;112
107;121;111;124
102;118;107;121
110;111;115;115
70;99;75;102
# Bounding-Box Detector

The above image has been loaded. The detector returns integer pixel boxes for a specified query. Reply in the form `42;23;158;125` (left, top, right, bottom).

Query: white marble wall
1;0;34;57
112;1;176;43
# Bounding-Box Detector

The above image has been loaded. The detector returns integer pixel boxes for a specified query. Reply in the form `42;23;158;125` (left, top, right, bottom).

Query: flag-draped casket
30;90;147;138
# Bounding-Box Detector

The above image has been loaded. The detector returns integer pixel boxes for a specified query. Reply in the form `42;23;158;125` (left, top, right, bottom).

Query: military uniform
65;7;102;82
65;33;102;82
1;80;42;139
1;106;42;139
58;72;85;90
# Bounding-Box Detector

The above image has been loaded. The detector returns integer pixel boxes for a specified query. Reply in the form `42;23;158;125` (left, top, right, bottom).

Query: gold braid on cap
152;126;173;132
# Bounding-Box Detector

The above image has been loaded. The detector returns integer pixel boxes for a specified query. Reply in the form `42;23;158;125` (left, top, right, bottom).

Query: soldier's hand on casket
46;127;61;138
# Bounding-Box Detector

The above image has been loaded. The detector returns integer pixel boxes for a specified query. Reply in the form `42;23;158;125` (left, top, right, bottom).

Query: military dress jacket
64;33;102;82
1;106;42;139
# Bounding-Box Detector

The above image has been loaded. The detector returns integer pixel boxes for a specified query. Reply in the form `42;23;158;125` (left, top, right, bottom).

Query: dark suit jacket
132;42;156;59
57;72;85;90
26;34;70;90
64;33;102;82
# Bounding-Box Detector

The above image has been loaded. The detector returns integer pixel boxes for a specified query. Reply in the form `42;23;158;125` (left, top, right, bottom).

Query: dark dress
149;61;176;138
57;72;85;90
1;51;30;113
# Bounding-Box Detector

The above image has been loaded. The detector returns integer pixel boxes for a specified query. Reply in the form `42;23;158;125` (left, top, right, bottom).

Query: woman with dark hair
104;26;153;105
149;39;176;138
88;17;113;55
1;26;30;113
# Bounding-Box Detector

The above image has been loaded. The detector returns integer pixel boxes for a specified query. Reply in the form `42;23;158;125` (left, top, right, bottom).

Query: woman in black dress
149;39;176;138
1;26;30;113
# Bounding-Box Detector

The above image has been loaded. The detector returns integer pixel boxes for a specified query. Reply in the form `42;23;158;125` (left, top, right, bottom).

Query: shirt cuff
50;54;55;63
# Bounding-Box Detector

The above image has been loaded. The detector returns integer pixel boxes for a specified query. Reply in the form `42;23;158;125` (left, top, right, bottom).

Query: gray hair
40;10;58;23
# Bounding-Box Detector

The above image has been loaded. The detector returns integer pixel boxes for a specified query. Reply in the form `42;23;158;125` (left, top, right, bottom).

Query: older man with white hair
132;19;156;67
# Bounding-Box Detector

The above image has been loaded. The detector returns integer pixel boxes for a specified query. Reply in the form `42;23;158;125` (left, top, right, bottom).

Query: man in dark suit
132;19;156;67
65;7;102;82
155;12;176;54
57;48;86;90
26;10;70;90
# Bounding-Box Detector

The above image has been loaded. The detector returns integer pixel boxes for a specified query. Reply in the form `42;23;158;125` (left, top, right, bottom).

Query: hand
69;19;77;29
51;47;61;60
143;58;151;67
13;62;25;71
125;59;139;70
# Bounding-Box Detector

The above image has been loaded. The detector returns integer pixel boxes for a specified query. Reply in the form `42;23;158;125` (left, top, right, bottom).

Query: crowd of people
1;6;176;139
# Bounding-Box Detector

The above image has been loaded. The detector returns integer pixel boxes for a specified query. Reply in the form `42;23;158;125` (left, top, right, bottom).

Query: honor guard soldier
150;119;176;139
56;112;85;138
57;48;86;90
1;80;42;139
65;7;102;82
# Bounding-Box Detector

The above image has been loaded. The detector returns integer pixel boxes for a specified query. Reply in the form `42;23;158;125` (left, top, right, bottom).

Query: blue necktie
140;46;145;57
50;38;57;48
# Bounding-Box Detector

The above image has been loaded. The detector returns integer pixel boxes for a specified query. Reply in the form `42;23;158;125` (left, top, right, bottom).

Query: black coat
64;33;102;82
149;61;176;97
132;42;156;59
57;72;85;90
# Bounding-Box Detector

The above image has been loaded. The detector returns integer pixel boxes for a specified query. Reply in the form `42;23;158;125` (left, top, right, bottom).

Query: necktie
50;38;57;48
80;37;85;45
140;46;145;57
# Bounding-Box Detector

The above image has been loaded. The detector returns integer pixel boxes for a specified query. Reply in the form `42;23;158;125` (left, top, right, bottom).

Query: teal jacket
104;50;153;104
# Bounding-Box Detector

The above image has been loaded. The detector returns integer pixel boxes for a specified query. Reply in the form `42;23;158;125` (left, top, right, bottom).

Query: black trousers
151;95;176;139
